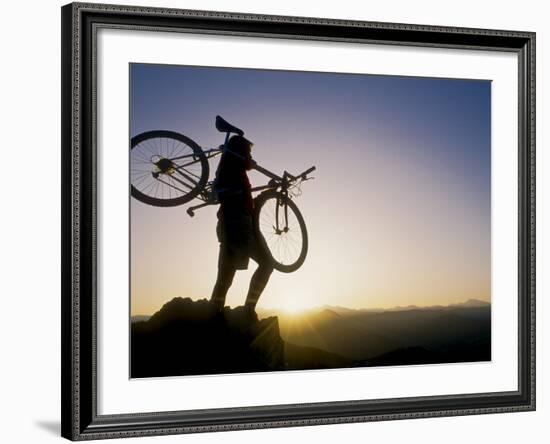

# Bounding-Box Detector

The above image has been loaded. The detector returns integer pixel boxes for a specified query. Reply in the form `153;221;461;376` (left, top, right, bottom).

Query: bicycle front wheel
130;130;209;207
254;190;308;273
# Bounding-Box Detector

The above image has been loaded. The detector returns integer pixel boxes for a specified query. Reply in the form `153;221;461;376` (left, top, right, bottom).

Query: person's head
226;135;254;170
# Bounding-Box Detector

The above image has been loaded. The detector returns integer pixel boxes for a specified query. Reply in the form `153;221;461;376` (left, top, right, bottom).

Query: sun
281;298;311;314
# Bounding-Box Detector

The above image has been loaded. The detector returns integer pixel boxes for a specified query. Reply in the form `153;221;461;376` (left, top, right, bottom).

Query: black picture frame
61;2;536;440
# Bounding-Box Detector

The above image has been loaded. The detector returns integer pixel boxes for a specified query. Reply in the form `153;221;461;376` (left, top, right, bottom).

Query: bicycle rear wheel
130;130;209;207
254;190;308;273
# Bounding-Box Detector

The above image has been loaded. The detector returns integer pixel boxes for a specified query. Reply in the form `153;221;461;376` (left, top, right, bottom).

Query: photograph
129;63;492;378
58;2;537;439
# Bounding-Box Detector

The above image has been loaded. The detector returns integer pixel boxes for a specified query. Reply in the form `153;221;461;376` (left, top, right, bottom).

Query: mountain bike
130;116;315;273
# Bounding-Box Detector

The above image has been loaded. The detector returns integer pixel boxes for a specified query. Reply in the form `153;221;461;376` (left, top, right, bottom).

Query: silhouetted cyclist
210;135;274;316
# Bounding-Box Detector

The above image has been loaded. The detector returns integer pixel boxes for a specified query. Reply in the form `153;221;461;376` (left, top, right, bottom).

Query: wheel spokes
130;136;203;201
258;197;303;266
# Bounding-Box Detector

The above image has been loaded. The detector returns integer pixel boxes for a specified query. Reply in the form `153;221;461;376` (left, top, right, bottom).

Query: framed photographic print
61;2;536;440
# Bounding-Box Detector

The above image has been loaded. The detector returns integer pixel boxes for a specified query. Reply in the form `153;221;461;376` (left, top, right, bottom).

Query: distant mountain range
261;298;490;316
130;297;491;377
276;303;491;362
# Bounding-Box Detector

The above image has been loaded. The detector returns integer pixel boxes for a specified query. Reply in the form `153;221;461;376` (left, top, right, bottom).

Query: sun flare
280;298;311;314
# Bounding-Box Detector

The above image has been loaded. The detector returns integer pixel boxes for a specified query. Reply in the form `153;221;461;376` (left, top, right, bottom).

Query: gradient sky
130;63;491;316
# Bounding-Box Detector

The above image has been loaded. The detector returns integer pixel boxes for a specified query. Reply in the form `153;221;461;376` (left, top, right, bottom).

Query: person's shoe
243;304;258;322
209;299;226;319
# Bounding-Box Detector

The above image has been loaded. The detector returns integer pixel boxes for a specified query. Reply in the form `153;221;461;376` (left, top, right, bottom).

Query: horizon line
131;297;491;318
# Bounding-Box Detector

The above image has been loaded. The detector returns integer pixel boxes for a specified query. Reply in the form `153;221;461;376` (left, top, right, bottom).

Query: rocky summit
131;297;285;378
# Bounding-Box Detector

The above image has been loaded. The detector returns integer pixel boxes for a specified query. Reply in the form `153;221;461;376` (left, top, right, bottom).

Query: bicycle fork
274;194;289;234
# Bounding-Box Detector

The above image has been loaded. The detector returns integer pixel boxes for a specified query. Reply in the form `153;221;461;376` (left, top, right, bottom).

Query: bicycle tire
253;190;308;273
130;130;209;207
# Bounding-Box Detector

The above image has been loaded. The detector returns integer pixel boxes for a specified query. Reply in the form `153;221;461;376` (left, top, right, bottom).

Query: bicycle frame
162;130;315;217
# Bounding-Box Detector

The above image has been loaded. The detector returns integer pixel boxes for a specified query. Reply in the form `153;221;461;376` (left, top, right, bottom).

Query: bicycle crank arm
186;202;212;217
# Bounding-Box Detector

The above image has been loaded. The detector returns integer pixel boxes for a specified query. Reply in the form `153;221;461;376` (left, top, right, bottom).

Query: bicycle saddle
215;115;244;136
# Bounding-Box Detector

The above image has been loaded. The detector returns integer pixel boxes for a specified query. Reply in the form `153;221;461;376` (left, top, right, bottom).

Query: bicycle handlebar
284;166;316;181
299;166;316;178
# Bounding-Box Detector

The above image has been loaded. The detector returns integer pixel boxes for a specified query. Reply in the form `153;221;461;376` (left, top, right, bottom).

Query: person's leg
245;249;274;310
210;246;236;310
